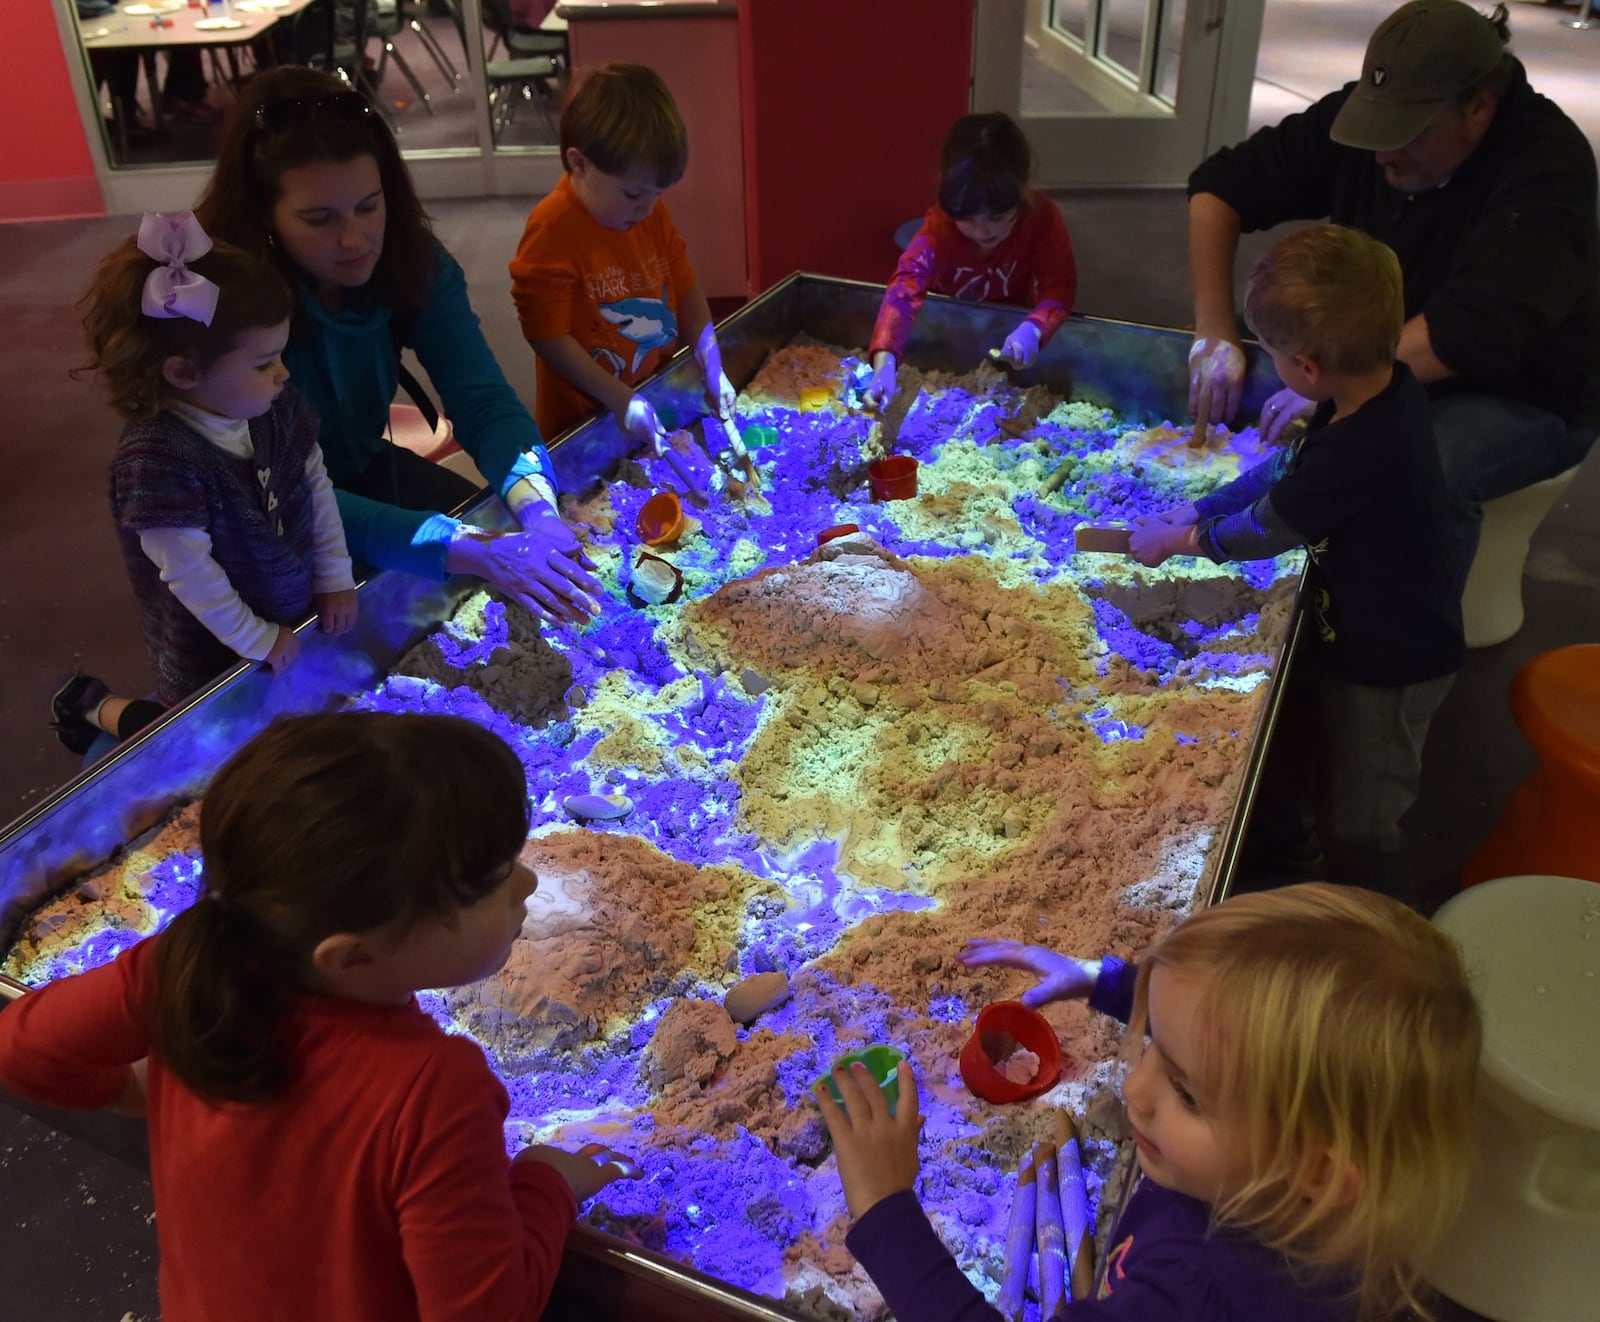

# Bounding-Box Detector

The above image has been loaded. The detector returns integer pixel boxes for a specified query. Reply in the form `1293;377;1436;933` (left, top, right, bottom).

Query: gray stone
723;970;792;1025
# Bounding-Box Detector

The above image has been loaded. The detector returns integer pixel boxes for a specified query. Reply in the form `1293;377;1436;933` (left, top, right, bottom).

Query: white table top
77;0;314;50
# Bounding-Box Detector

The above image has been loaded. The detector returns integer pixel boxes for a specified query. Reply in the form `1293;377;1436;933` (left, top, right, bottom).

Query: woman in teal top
196;67;600;626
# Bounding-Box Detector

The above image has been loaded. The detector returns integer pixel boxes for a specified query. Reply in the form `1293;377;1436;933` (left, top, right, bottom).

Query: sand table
5;342;1302;1318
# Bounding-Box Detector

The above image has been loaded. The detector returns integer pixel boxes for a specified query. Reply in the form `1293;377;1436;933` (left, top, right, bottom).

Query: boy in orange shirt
509;64;730;447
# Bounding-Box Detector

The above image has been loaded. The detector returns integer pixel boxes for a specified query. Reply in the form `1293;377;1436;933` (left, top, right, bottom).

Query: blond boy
1131;224;1463;897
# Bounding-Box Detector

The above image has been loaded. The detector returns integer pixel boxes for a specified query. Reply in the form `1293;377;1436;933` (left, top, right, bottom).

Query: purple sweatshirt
845;958;1356;1322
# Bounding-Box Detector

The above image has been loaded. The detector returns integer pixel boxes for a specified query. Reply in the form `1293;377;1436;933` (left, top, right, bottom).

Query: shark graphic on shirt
598;283;678;374
590;346;628;376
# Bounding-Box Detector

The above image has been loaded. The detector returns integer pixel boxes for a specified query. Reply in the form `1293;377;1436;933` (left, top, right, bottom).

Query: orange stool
1463;644;1600;887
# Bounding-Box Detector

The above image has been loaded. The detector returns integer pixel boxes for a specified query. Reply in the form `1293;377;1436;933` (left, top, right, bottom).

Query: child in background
1128;224;1463;900
0;712;638;1322
51;212;356;754
817;883;1482;1321
509;63;735;450
863;112;1078;409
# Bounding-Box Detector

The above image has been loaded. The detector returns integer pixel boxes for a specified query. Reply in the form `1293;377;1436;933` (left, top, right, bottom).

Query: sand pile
6;341;1302;1319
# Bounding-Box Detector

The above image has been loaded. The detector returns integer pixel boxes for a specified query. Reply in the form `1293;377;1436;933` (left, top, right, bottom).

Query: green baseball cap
1330;0;1508;151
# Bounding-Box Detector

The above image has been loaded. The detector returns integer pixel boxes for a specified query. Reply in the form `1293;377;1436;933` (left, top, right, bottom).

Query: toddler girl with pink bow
56;212;356;750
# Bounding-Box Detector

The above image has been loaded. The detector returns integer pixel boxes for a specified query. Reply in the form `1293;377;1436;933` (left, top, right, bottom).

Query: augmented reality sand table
5;344;1300;1317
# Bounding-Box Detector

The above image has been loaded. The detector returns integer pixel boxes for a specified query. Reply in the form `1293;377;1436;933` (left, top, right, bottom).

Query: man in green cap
1185;0;1597;584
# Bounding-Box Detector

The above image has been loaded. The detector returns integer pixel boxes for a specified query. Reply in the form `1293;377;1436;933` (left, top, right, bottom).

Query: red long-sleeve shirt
869;190;1078;360
0;936;577;1322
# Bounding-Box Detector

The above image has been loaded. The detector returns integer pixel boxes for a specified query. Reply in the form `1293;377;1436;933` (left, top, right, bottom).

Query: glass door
54;0;563;213
974;0;1266;186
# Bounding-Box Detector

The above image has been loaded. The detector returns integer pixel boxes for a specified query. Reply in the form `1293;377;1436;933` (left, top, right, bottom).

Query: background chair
480;0;562;141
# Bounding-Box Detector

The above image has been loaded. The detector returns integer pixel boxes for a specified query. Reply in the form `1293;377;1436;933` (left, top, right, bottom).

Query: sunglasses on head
253;90;375;136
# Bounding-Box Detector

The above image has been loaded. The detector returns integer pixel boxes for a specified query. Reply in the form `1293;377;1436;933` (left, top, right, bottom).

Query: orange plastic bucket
867;455;919;501
636;491;686;546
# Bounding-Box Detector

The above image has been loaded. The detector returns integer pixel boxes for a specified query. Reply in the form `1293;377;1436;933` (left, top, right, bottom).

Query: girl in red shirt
864;113;1079;408
0;712;637;1322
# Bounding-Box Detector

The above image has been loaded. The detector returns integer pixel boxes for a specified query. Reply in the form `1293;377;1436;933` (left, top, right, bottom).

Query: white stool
1427;875;1600;1322
1461;466;1581;649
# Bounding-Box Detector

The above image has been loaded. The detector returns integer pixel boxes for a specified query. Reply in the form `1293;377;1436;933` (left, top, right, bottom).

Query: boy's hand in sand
1128;516;1200;568
815;1060;920;1221
516;1142;641;1203
957;939;1098;1008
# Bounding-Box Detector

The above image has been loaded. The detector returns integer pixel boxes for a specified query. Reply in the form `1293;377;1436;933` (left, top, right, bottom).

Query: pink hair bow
137;211;220;326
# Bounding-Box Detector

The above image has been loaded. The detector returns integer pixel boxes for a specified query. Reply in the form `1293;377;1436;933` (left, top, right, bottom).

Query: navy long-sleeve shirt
1192;365;1463;687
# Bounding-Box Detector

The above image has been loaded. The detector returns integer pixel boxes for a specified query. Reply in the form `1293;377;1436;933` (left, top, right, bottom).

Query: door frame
973;0;1265;188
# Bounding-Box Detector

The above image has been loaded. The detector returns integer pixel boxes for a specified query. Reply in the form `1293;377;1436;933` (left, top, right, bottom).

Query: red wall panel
1;4;102;222
738;0;972;291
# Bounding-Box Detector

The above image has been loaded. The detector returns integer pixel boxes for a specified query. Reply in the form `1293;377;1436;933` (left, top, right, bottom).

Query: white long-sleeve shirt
138;403;355;660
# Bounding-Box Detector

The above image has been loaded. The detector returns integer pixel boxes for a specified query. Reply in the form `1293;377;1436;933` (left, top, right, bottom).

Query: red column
1;6;103;223
737;0;972;291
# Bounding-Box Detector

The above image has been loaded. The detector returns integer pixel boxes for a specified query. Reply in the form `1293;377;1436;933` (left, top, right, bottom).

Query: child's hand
694;323;738;419
314;589;358;635
515;503;599;571
957;939;1097;1008
620;395;667;454
263;625;300;674
515;1141;641;1203
1155;503;1199;527
1128;516;1197;568
995;321;1041;369
814;1060;921;1221
862;352;897;411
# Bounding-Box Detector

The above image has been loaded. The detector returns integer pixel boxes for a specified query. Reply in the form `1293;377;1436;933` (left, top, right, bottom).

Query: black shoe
49;671;109;756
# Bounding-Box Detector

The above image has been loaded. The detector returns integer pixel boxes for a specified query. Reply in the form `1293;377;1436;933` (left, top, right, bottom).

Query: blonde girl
819;883;1481;1321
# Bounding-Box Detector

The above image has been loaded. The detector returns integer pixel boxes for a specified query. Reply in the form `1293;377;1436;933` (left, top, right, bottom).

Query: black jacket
1190;61;1600;428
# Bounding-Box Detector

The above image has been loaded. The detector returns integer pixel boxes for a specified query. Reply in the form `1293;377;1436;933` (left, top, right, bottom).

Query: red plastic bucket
958;1001;1063;1104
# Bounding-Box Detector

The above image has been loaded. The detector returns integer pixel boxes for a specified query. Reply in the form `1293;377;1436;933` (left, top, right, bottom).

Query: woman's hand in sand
516;1142;641;1203
446;526;603;627
815;1060;920;1221
314;588;358;635
516;502;599;573
957;940;1098;1008
263;625;301;675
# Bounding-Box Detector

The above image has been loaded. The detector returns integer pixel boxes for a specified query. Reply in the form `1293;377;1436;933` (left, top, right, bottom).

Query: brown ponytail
154;711;530;1102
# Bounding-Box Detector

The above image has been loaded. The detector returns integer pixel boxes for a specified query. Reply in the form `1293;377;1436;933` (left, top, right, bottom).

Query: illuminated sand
4;346;1301;1317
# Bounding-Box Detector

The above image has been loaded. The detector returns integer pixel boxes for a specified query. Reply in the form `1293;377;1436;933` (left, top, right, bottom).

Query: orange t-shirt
509;175;698;440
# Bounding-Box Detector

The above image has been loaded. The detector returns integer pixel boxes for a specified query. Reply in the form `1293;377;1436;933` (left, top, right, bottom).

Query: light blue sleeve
334;488;459;581
407;248;558;501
